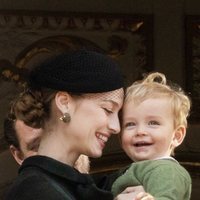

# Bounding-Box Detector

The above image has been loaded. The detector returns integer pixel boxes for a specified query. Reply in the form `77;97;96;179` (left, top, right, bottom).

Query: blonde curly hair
125;72;191;128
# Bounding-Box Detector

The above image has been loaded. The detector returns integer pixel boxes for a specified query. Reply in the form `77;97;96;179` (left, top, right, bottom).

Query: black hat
29;50;124;93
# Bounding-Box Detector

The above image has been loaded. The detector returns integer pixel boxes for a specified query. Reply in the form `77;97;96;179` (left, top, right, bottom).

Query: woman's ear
10;145;24;165
172;125;186;148
55;92;71;114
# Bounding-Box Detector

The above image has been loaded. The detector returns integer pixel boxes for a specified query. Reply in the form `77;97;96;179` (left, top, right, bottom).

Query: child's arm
143;163;191;200
112;160;191;200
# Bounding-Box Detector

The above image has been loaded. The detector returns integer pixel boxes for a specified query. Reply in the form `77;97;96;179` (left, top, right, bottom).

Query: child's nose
136;125;148;136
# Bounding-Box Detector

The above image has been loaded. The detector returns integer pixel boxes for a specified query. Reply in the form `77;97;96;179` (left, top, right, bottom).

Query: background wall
0;0;199;199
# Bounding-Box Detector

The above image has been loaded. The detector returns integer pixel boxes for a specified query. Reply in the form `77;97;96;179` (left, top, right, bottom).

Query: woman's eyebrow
102;99;118;106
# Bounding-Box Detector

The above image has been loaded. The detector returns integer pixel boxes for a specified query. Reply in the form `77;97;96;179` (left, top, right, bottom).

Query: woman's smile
96;132;109;149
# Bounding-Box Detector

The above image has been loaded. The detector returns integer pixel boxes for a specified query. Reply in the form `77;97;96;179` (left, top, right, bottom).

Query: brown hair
11;89;56;129
4;117;20;148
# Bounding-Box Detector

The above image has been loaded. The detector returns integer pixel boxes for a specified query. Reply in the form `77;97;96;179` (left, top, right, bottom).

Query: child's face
121;97;179;161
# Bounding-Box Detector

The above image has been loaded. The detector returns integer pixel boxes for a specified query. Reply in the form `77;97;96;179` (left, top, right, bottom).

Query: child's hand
135;192;154;200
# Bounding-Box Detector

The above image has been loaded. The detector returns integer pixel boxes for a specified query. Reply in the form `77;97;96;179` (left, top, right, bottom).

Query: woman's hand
114;186;154;200
114;191;138;200
135;192;154;200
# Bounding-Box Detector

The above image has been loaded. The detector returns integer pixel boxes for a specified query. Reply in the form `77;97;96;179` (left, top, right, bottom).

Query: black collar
20;155;93;184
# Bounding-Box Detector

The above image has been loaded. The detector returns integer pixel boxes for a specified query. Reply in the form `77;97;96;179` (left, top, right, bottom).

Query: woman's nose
108;115;121;134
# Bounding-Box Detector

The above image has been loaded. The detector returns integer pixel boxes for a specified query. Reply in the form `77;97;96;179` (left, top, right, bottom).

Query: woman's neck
38;130;79;166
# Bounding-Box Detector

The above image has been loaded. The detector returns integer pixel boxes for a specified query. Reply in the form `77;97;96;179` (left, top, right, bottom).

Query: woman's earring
59;113;71;123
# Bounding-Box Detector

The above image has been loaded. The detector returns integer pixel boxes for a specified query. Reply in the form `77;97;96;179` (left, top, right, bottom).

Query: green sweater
112;158;191;200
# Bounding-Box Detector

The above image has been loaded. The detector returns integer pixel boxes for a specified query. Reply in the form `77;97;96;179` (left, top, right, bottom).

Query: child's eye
148;121;160;126
124;122;136;128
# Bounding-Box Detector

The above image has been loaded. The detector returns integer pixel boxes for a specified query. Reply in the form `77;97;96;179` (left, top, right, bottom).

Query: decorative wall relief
0;11;153;154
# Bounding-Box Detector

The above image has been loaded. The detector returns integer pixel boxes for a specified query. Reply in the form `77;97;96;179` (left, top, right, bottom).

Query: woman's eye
103;108;113;114
149;121;160;126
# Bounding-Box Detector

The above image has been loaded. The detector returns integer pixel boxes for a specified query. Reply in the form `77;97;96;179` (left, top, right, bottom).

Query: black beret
29;50;124;93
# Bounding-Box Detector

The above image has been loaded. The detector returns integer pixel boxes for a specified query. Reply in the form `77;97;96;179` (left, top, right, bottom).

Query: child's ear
10;145;24;165
172;125;186;148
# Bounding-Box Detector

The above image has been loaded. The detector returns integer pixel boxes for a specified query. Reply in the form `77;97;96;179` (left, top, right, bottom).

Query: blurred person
4;110;90;173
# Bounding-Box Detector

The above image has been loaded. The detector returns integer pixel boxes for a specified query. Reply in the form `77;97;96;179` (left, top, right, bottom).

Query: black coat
5;155;113;200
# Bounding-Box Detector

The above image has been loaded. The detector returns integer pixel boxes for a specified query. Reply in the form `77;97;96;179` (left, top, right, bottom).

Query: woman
6;50;153;200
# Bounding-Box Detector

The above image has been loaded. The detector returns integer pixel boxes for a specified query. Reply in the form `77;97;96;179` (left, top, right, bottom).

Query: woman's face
68;88;124;158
